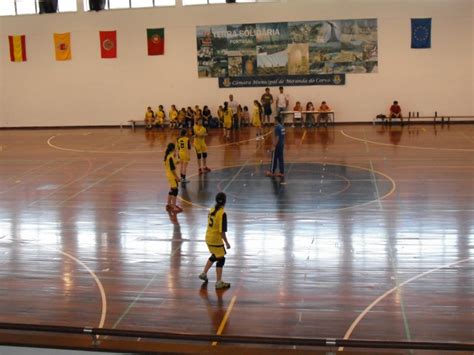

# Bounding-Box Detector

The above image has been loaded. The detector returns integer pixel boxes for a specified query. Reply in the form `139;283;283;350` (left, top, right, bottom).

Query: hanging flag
147;28;165;56
8;35;27;62
411;18;431;49
100;31;117;59
54;32;72;61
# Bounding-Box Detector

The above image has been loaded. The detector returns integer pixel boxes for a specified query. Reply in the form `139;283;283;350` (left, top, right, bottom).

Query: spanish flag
54;32;72;61
8;35;27;62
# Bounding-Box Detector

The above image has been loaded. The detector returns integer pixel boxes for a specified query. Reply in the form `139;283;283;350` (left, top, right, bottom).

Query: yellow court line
339;257;472;351
212;295;237;346
340;130;474;152
300;130;307;144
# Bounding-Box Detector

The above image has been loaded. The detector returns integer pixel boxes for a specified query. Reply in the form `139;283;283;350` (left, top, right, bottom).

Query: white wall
0;0;472;127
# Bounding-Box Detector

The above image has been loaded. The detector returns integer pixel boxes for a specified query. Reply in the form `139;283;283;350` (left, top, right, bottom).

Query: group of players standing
159;89;290;290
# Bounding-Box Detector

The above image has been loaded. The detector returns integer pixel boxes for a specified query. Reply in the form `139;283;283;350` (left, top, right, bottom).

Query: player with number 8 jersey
200;192;231;289
177;129;191;183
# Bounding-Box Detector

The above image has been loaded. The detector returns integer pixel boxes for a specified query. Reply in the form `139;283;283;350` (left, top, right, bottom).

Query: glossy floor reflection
0;124;473;351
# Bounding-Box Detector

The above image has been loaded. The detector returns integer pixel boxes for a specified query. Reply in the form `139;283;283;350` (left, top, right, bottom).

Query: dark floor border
0;120;473;130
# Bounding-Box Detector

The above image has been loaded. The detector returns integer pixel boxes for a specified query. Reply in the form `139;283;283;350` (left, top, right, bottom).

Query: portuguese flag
147;28;164;56
8;35;27;62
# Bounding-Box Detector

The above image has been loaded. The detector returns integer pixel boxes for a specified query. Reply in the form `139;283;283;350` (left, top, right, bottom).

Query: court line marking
0;159;60;195
46;131;272;154
13;236;108;329
56;162;134;206
300;130;307;144
28;160;107;207
363;132;412;345
340;130;474;152
340;257;472;350
55;249;108;328
221;158;252;192
111;245;183;329
178;161;396;215
212;295;237;346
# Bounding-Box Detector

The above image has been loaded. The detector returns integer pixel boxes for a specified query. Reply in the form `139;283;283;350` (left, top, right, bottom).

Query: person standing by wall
275;86;289;124
260;87;274;126
228;94;239;129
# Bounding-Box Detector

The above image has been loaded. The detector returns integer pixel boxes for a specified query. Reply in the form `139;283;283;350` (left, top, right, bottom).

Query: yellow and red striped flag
8;35;27;62
54;33;72;61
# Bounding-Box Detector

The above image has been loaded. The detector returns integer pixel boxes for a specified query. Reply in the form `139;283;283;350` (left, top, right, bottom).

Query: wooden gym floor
0;123;473;353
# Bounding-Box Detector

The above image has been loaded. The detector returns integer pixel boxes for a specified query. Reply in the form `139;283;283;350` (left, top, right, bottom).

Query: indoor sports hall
0;0;473;354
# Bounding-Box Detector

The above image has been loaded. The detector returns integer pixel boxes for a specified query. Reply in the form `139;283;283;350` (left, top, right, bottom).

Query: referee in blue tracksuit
266;115;285;178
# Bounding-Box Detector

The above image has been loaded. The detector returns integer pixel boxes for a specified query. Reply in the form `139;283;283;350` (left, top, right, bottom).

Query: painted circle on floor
179;163;395;213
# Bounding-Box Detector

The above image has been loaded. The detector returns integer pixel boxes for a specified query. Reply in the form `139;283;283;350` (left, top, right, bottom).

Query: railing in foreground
0;322;472;352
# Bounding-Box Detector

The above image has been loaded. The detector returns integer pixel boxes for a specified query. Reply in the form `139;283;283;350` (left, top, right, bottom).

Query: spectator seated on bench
145;106;155;129
389;100;404;125
155;105;166;129
291;101;303;127
305;102;315;127
317;101;331;127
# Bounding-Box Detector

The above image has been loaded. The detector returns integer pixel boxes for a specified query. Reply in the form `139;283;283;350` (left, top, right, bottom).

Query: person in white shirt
276;86;289;125
228;94;240;129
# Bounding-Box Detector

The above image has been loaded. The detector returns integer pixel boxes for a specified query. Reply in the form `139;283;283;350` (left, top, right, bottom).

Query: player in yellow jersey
193;119;211;175
155;105;166;129
199;192;231;289
164;143;182;214
169;105;178;129
252;100;263;140
177;129;191;184
223;101;233;139
145;106;155;129
177;108;186;128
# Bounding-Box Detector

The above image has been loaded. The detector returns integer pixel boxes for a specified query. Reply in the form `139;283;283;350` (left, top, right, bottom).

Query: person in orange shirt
317;101;331;127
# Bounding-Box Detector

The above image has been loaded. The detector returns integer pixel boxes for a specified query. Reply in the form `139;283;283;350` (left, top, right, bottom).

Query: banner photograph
197;19;378;78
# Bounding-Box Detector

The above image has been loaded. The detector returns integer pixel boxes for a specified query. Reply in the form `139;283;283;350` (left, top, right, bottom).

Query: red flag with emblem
147;28;164;56
100;31;117;59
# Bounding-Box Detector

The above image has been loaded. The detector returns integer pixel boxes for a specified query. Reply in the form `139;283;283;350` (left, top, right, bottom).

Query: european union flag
411;18;431;49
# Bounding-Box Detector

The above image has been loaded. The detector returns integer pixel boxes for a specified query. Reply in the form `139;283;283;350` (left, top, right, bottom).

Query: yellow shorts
207;244;226;258
178;150;190;162
224;118;232;129
194;142;207;154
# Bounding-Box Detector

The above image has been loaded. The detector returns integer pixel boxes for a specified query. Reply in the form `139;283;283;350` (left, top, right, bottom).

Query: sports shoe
265;171;274;177
274;172;284;177
215;280;231;289
204;167;211;173
199;272;208;282
291;124;295;128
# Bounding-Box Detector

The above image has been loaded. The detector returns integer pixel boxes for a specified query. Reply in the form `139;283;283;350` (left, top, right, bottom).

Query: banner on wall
54;32;72;61
218;74;345;88
197;19;378;78
100;31;117;58
411;18;431;49
147;28;165;56
8;35;27;62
